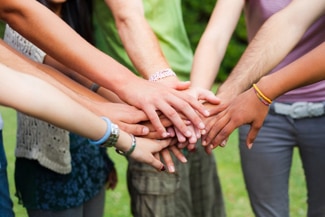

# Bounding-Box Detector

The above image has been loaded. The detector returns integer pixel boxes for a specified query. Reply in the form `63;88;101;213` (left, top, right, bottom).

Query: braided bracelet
252;84;272;106
116;134;136;157
149;68;176;82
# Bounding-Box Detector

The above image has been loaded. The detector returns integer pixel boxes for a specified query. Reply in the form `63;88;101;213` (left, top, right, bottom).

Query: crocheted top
4;24;71;174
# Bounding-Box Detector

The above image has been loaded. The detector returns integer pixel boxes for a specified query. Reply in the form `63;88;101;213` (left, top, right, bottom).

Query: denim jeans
0;116;15;217
239;111;325;217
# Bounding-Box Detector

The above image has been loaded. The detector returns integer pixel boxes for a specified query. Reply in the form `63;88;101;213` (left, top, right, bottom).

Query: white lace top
4;24;71;174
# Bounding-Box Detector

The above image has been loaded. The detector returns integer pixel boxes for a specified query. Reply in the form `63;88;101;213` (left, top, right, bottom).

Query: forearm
0;40;115;116
105;0;170;79
256;42;325;101
0;63;108;141
190;0;244;90
0;0;138;94
44;55;124;103
218;0;325;99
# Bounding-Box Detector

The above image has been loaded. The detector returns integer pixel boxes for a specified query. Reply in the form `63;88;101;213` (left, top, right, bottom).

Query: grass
0;106;307;216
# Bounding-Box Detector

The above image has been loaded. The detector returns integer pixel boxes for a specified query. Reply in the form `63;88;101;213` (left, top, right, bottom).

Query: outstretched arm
0;0;210;138
203;42;325;149
217;0;325;100
190;0;245;90
0;63;171;171
103;0;220;143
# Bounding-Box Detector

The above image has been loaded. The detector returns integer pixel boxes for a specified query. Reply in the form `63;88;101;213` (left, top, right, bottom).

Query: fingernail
220;140;227;147
185;130;192;137
202;140;207;146
199;122;205;129
162;132;170;138
247;143;253;149
160;165;166;171
142;127;149;134
204;110;210;116
168;165;175;173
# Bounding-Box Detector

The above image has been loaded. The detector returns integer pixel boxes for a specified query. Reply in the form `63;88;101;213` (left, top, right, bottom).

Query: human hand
121;134;171;171
121;78;210;139
155;142;188;173
202;88;269;149
94;101;150;136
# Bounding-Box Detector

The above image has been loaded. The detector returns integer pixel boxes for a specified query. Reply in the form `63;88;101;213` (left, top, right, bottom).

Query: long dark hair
37;0;94;44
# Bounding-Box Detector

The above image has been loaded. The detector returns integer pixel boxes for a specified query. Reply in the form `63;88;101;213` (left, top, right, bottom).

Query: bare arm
190;0;245;90
0;0;211;137
217;0;325;99
104;0;171;79
0;63;170;170
0;40;150;136
203;42;325;149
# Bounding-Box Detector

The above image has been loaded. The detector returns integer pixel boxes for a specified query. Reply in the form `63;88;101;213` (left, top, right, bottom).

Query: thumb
174;81;191;90
197;88;220;104
246;125;259;149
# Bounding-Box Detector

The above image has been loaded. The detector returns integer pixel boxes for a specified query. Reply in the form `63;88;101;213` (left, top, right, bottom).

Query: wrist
149;68;176;82
115;133;136;157
88;117;120;147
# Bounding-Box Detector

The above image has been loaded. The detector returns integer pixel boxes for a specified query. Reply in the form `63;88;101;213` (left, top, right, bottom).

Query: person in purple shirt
190;0;325;216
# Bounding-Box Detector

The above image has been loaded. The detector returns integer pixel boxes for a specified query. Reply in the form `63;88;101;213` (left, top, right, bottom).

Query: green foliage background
182;0;248;82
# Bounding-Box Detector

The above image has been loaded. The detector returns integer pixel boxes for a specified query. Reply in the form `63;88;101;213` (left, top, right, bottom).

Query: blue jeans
0;130;14;217
239;110;325;217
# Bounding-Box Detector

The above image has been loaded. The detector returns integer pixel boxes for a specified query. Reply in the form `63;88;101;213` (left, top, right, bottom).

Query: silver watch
102;123;120;147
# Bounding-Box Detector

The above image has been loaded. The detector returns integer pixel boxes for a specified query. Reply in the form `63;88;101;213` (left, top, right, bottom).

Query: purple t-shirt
245;0;325;102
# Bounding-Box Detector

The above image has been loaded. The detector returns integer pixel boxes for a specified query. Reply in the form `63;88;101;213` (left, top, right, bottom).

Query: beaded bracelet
149;68;176;82
252;84;272;106
88;117;111;145
116;134;136;157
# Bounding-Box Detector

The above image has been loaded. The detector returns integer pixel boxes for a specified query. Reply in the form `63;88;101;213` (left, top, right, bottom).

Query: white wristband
149;68;176;82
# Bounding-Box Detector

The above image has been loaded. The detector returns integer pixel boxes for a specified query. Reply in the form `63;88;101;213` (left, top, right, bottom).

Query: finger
204;144;213;154
174;127;187;143
186;125;198;144
203;110;230;146
119;123;149;136
166;90;208;131
187;143;196;152
173;81;191;90
160;149;175;173
177;142;188;149
154;152;161;161
246;123;262;149
169;146;187;163
146;155;166;172
145;131;165;139
166;127;176;137
156;101;192;138
142;105;169;138
196;88;220;105
210;122;235;149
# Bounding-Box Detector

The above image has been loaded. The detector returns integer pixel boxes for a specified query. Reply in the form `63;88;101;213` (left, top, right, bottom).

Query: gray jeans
239;110;325;217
